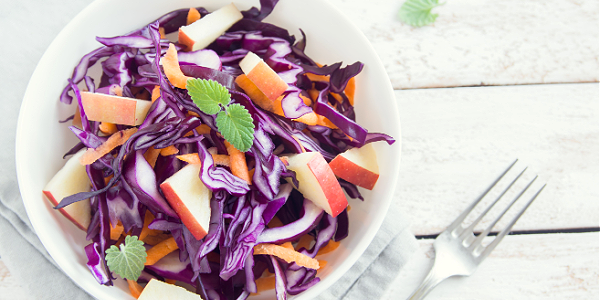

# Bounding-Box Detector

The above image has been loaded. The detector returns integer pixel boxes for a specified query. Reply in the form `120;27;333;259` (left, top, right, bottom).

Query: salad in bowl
16;0;401;299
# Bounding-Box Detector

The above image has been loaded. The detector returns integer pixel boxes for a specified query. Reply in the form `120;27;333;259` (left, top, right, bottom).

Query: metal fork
408;160;546;300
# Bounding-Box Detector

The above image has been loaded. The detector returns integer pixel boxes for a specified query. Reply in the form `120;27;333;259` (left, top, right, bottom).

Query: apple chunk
138;278;202;300
285;152;348;217
178;3;243;51
81;92;152;126
239;51;289;101
42;150;91;231
160;163;211;240
329;143;379;190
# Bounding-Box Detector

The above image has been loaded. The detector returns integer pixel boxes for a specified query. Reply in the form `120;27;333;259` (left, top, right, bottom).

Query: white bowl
15;0;401;299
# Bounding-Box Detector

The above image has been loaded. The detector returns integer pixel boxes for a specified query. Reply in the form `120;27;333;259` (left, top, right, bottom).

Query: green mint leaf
105;235;147;281
187;78;231;115
216;104;255;152
398;0;443;27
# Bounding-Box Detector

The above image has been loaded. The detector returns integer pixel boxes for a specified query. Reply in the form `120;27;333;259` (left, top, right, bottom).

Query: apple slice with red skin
160;163;211;240
42;150;91;231
81;92;152;126
138;278;202;300
178;3;243;51
239;51;289;101
285;152;348;217
329;143;379;190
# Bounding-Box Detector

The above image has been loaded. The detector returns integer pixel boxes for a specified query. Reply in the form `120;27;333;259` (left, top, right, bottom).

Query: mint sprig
105;235;147;281
187;78;255;152
398;0;444;27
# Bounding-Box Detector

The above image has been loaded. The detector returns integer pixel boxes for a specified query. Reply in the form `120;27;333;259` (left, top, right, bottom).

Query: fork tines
448;159;546;260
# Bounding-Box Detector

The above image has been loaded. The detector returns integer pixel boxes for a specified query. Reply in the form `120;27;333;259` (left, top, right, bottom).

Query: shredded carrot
186;7;201;25
176;153;202;164
224;141;251;184
253;243;320;270
305;72;329;82
160;145;179;156
127;279;144;299
347;205;351;212
145;237;179;265
151;85;161;102
110;222;124;241
165;279;177;285
212;154;231;167
345;77;356;106
317;260;328;273
307;88;320;102
72;106;82;129
267;216;284;228
143;233;172;246
295;234;313;251
316;240;340;256
99;122;118;135
195;124;212;135
162;43;191;89
159;27;166;39
80;128;138;165
143;146;161;169
252;276;276;294
248;168;255;180
104;174;114;186
281;242;294;250
139;210;160;242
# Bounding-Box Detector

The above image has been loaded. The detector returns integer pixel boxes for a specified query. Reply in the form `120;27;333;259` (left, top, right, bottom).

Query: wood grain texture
391;83;599;235
382;232;599;300
328;0;599;89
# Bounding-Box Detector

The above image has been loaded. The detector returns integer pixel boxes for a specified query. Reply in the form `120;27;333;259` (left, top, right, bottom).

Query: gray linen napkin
0;1;418;299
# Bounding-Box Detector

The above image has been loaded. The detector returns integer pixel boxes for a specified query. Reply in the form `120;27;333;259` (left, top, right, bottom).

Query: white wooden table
1;0;598;299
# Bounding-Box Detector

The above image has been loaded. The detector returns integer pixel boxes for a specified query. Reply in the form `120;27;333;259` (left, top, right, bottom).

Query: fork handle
407;263;451;300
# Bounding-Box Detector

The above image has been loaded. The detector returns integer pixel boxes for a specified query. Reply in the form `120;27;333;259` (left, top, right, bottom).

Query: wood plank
0;260;30;300
328;0;599;89
390;83;598;235
383;232;599;299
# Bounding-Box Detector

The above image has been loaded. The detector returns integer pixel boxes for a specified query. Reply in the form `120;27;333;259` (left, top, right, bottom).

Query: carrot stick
127;279;144;299
186;7;201;25
159;145;179;156
162;43;191;89
144;237;179;266
151;85;161;102
295;234;313;251
345;77;356;106
194;124;212;135
99;122;118;135
143;233;172;246
139;210;160;242
281;242;294;250
165;279;177;285
110;222;124;241
224;141;251;184
235;74;276;113
252;276;276;294
80;128;138;165
144;146;162;168
176;153;202;164
316;240;340;256
253;243;320;270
